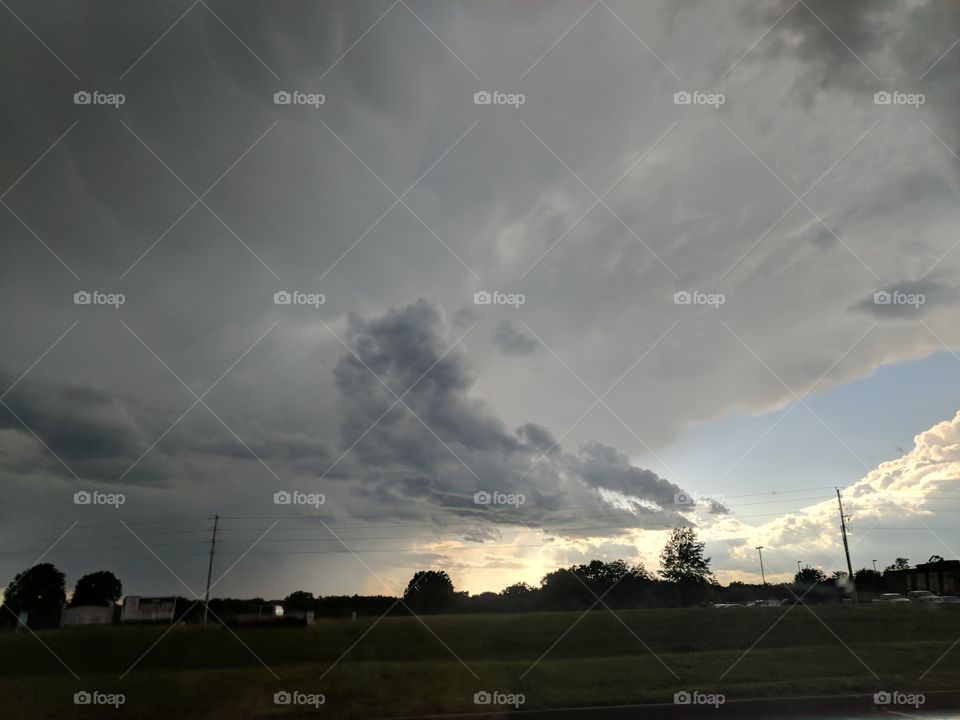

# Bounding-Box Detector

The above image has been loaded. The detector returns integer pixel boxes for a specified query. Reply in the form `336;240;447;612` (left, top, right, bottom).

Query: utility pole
203;514;219;628
836;488;855;599
755;546;766;585
872;559;877;573
797;560;802;574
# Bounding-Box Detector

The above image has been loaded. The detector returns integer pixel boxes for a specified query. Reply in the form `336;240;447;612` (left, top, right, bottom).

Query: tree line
0;529;929;627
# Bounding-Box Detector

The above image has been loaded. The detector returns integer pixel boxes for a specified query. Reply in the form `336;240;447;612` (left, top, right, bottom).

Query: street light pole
872;560;877;572
756;546;766;585
797;560;802;573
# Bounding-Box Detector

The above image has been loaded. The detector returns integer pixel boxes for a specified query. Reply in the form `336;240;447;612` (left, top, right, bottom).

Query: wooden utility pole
203;514;219;627
836;489;855;599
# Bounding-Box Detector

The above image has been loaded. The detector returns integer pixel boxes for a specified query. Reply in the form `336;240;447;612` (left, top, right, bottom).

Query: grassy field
2;605;959;718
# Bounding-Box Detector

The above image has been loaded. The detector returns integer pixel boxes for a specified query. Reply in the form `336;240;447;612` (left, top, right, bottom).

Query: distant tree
885;558;910;571
500;581;533;611
576;560;630;592
283;591;315;610
831;570;848;581
928;555;945;564
2;563;66;627
539;568;591;610
660;528;713;584
853;568;882;591
403;570;455;613
794;566;827;585
70;571;122;607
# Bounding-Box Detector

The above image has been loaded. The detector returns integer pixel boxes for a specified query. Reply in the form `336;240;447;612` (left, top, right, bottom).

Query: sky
1;0;959;600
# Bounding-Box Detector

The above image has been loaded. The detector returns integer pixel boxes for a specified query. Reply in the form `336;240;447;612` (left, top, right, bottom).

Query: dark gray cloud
330;300;692;534
576;440;685;508
852;279;953;320
494;318;539;355
747;0;960;95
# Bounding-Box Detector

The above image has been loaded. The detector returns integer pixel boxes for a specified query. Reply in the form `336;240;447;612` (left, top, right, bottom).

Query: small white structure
121;596;176;623
61;605;113;626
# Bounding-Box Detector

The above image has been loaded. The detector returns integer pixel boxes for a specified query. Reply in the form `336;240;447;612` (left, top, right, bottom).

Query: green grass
2;606;959;718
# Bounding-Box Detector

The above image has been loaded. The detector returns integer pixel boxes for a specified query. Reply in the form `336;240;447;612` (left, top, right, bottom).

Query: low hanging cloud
330;299;695;536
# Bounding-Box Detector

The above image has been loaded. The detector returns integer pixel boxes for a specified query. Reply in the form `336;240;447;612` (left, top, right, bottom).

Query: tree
539;568;592;610
500;581;533;600
403;570;455;613
660;528;713;584
283;590;315;610
500;582;533;611
885;558;910;571
3;563;66;627
794;566;826;585
853;568;882;591
70;571;122;607
928;555;945;564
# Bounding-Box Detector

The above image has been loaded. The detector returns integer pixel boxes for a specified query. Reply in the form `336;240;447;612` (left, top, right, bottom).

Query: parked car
908;590;943;604
940;596;960;604
873;593;911;604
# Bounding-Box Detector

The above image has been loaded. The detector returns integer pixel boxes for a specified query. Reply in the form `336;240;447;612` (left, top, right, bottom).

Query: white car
908;590;943;604
874;593;911;604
